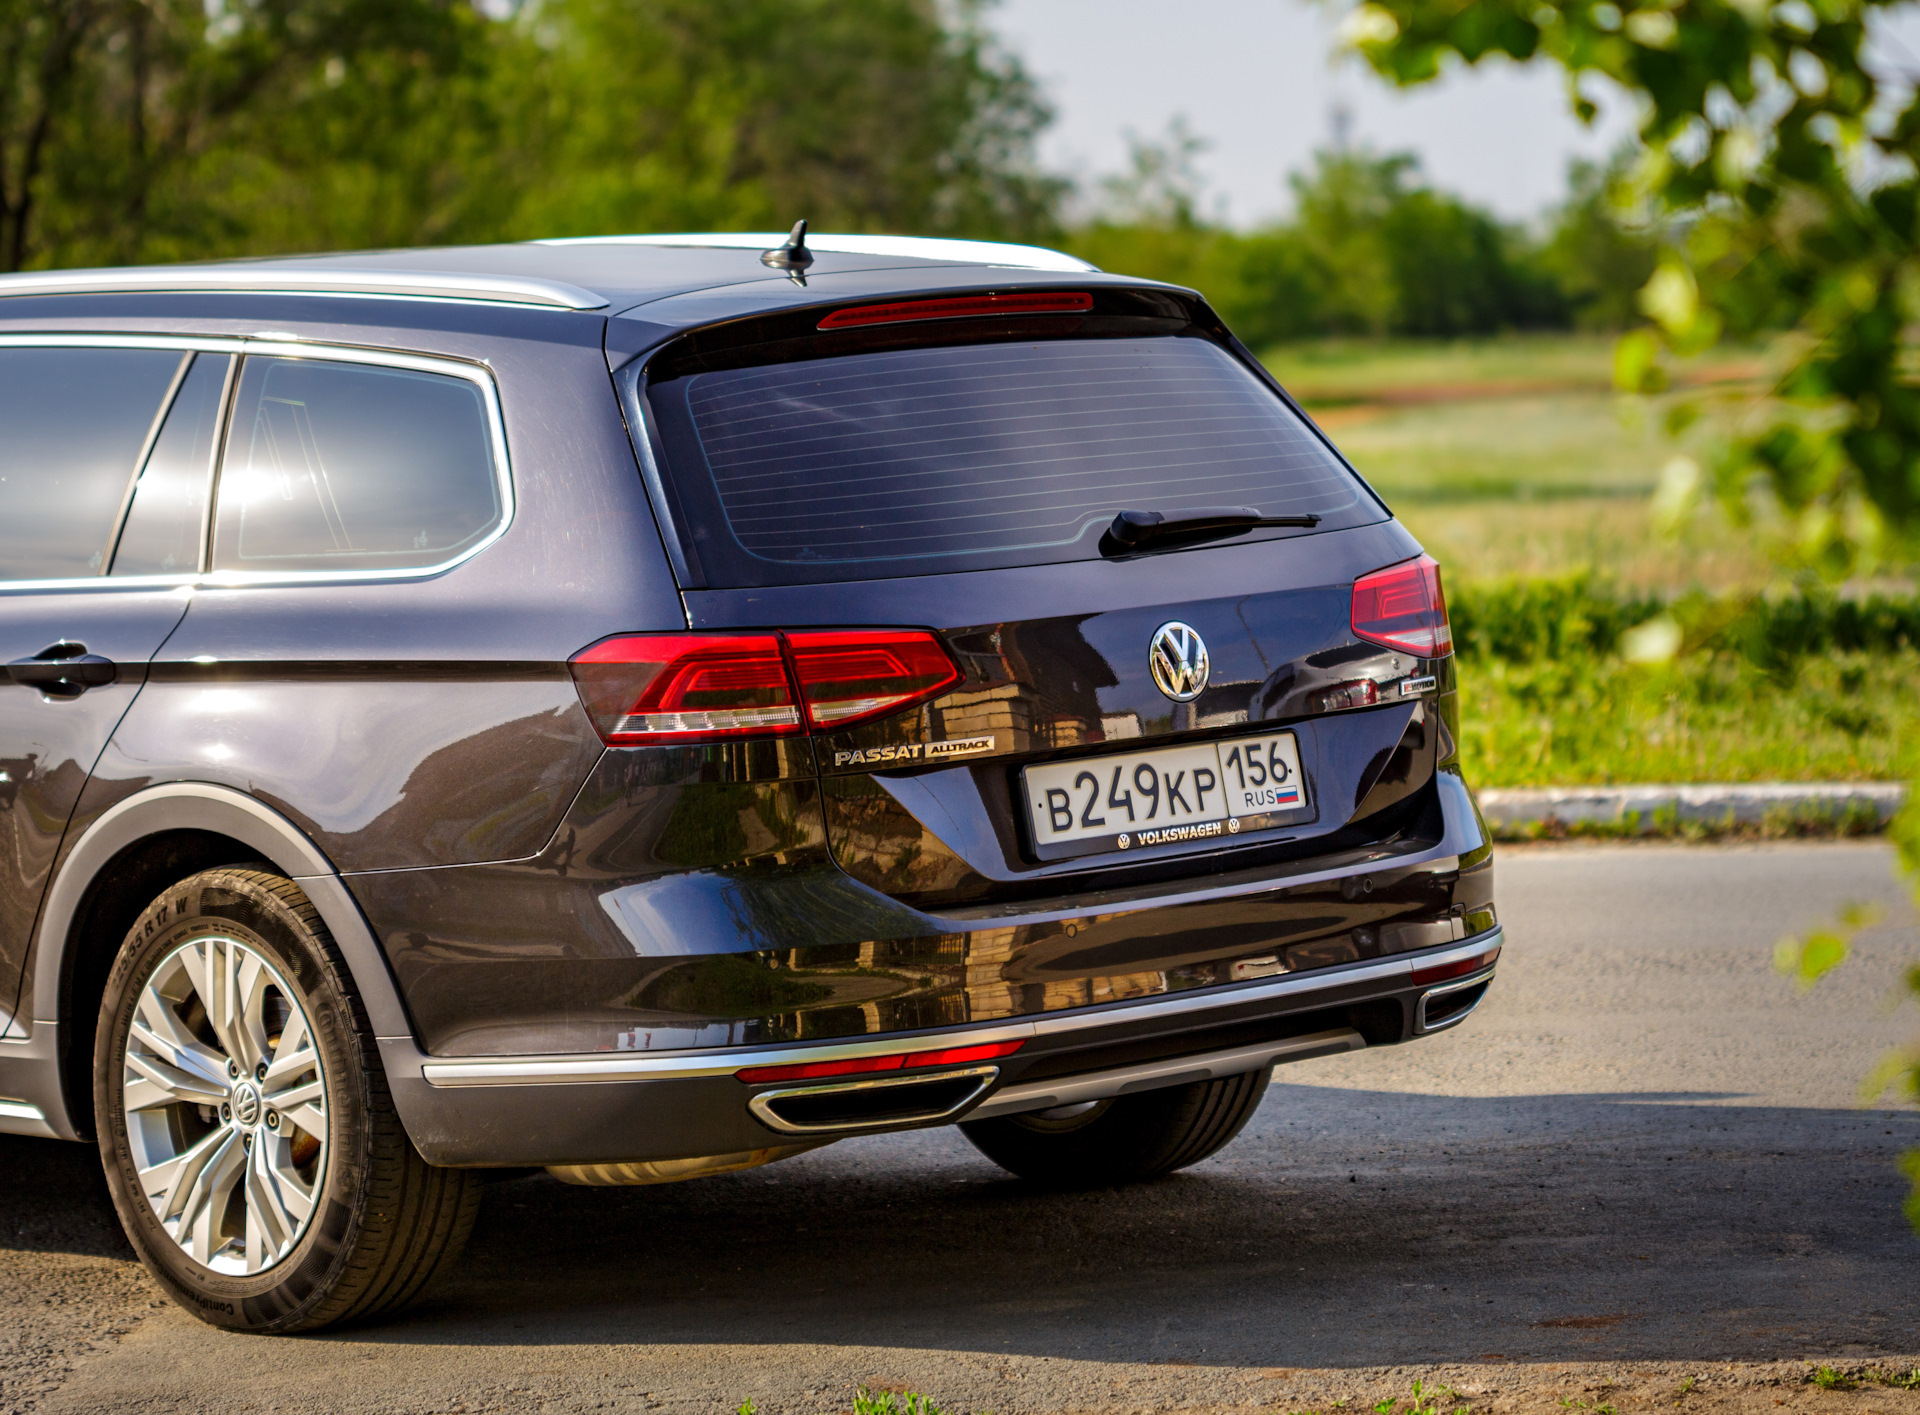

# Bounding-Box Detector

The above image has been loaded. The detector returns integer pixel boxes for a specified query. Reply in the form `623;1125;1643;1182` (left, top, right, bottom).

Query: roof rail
538;232;1099;274
0;265;610;310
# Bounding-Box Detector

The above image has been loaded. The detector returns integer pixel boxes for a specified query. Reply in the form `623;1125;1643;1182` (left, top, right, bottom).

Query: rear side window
645;334;1379;587
0;347;187;581
211;356;502;574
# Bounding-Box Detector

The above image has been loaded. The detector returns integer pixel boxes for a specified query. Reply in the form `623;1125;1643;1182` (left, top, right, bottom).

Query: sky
988;0;1920;226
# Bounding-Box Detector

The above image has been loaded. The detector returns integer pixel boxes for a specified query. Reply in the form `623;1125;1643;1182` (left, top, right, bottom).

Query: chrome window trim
419;927;1504;1088
614;356;699;592
0;265;608;311
0;333;515;591
745;1065;1003;1135
106;352;195;574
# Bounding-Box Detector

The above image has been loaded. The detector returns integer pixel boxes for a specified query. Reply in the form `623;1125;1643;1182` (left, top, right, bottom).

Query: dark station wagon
0;226;1500;1332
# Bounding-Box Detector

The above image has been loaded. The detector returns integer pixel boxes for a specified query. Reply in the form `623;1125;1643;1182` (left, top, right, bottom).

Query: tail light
786;630;961;731
569;629;961;745
1351;554;1452;657
570;634;800;744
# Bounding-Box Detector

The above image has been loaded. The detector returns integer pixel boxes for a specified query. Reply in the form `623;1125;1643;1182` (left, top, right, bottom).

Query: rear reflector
787;630;961;731
1352;554;1453;658
570;628;961;746
1410;946;1499;987
570;634;800;744
817;291;1093;330
736;1038;1023;1086
1309;678;1380;714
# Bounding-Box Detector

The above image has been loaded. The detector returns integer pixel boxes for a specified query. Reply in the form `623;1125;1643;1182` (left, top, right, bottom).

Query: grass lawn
1460;649;1920;787
1258;333;1779;592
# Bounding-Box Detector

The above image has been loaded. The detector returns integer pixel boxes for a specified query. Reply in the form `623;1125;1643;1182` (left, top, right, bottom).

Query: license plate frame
1020;730;1314;861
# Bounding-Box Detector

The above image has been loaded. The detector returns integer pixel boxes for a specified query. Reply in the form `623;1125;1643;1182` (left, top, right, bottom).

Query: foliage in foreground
1343;0;1920;1228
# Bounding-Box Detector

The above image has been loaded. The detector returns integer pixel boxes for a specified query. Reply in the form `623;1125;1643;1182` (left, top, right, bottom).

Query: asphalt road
5;841;1919;1415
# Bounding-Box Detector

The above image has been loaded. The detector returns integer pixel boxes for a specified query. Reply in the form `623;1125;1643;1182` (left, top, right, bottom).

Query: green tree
1063;123;1326;344
0;0;480;270
1069;138;1569;343
1284;147;1563;337
0;0;1065;269
491;0;1063;240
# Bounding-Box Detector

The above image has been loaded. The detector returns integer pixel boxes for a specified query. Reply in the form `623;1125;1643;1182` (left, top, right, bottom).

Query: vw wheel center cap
231;1081;262;1127
1149;621;1210;702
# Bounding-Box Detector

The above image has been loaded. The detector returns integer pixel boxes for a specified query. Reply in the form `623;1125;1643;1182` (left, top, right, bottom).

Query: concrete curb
1476;782;1909;832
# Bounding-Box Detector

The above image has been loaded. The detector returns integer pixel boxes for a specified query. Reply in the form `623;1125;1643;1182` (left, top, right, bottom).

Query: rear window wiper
1102;506;1321;555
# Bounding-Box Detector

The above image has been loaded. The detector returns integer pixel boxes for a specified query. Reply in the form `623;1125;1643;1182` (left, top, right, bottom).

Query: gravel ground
3;840;1917;1415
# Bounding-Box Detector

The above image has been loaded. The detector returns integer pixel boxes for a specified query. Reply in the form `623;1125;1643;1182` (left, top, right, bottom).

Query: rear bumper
385;926;1501;1166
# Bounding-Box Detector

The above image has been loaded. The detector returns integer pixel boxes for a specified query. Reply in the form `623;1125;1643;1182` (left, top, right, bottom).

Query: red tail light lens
817;291;1093;330
570;634;800;744
736;1038;1022;1085
786;630;961;731
1351;554;1453;658
569;629;962;745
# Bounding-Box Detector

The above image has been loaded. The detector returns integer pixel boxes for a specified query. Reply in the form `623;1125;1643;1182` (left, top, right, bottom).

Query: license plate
1022;731;1310;860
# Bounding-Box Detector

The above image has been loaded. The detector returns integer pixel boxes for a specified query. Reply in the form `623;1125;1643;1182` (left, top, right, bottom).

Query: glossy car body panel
0;586;190;1032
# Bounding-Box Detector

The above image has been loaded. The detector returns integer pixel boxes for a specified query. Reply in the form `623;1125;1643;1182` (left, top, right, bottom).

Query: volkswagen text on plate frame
0;235;1498;1334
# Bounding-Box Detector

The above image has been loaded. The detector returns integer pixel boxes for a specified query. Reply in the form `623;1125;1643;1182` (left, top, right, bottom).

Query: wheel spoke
265;1075;322;1110
232;948;274;1073
184;1131;246;1263
140;1127;234;1224
244;1140;310;1266
122;1051;227;1112
282;1100;327;1142
131;990;227;1087
262;1007;313;1087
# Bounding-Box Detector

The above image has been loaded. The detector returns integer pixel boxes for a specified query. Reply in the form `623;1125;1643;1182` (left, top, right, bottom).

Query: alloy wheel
117;935;329;1275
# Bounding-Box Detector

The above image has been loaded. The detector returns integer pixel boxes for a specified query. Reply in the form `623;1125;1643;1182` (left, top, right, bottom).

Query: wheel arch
29;783;416;1140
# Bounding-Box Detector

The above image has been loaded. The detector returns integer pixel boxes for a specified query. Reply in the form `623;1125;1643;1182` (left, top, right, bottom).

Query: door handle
8;642;117;696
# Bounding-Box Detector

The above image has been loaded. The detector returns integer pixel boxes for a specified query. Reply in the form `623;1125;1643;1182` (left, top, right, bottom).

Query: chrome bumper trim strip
418;926;1502;1088
966;1027;1366;1121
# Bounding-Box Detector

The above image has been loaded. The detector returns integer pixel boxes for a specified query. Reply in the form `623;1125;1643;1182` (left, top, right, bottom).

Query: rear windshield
644;333;1382;587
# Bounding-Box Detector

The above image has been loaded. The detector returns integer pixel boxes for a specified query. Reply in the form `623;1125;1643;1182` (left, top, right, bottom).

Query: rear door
0;342;226;1035
625;288;1446;911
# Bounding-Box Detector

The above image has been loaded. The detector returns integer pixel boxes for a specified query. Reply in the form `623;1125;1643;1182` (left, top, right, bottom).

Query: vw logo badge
231;1082;262;1128
1149;621;1210;703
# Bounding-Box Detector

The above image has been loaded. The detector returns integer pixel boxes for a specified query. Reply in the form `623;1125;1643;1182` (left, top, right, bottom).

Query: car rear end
398;275;1498;1166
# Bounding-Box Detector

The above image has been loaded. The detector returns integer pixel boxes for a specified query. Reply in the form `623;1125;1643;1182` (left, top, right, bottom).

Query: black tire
959;1065;1272;1186
94;867;481;1333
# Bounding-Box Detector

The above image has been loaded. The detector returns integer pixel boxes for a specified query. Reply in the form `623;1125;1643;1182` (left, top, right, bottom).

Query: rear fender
14;782;427;1140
